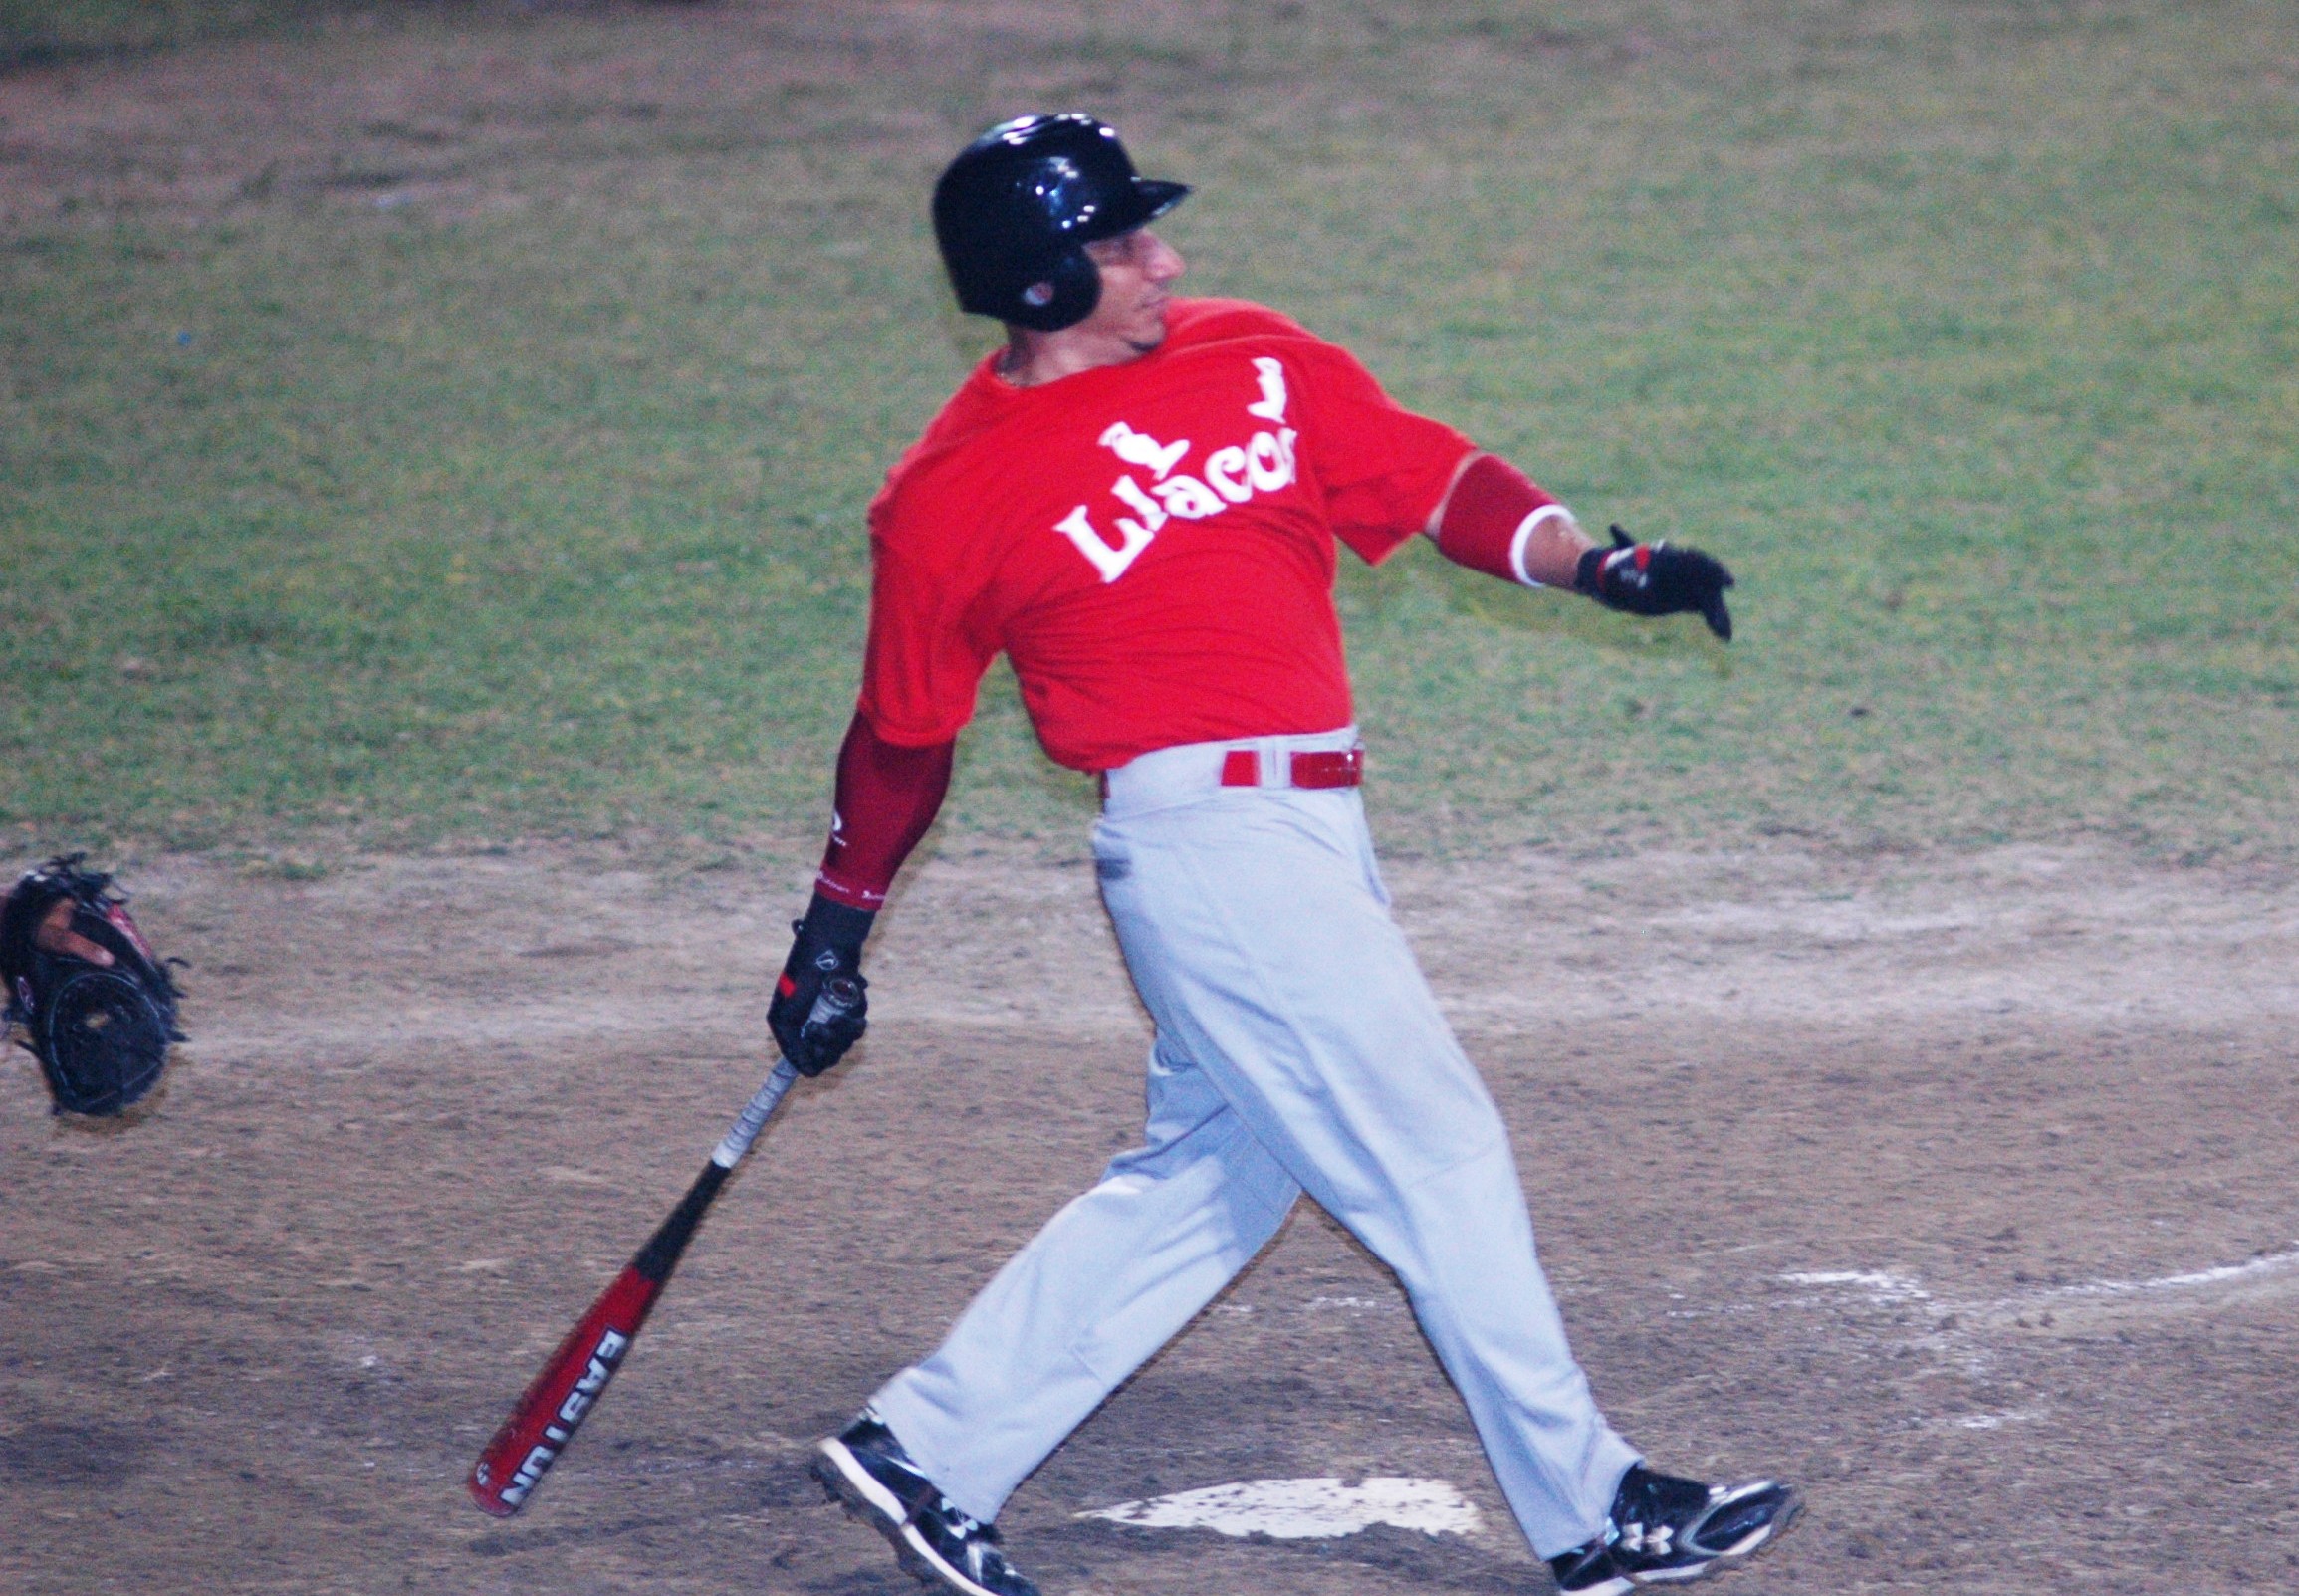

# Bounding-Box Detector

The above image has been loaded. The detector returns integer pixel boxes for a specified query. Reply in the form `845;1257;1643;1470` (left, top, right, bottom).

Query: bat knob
807;974;863;1027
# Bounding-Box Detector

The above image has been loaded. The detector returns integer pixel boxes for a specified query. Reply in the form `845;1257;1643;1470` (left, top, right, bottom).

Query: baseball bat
466;976;859;1517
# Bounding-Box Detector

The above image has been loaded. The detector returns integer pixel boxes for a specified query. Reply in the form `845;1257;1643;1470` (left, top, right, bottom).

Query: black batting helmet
932;114;1189;333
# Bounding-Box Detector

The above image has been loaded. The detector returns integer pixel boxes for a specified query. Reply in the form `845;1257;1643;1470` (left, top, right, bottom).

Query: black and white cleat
1547;1463;1801;1593
812;1408;1041;1596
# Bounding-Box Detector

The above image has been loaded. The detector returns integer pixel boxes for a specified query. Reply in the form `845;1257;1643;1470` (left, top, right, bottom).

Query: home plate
1078;1477;1484;1539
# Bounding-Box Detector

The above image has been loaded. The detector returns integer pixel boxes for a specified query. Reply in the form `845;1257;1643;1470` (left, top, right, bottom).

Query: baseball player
771;114;1795;1596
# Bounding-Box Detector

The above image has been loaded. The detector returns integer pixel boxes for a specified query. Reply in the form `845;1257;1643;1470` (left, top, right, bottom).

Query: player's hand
35;897;114;965
1574;525;1735;641
767;893;873;1076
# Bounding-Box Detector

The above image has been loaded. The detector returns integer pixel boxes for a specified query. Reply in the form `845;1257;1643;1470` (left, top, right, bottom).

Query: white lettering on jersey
1153;475;1224;519
1054;503;1157;583
1098;421;1190;480
1247;356;1289;422
1109;476;1171;538
1052;359;1300;583
1247;429;1295;493
1203;445;1253;503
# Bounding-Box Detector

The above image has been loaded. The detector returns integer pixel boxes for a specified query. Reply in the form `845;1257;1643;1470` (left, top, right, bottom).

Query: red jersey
857;299;1475;772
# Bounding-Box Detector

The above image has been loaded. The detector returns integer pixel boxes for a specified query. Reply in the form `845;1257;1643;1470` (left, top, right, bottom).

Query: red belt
1219;746;1364;789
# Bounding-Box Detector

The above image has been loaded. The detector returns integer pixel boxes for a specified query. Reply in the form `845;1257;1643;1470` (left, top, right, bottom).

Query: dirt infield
4;839;2295;1595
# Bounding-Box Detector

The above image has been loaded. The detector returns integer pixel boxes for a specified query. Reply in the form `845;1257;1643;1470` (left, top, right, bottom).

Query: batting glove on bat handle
1575;525;1736;641
768;893;872;1076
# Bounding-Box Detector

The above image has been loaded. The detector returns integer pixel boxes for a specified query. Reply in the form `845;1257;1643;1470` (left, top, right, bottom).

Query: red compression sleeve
814;713;955;910
1432;453;1566;587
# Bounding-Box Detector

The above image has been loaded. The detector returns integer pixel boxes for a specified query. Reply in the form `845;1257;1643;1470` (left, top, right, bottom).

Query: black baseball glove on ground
1575;525;1736;640
1;855;184;1117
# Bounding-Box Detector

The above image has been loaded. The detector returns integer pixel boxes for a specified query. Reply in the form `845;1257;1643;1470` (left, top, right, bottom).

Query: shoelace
934;1499;1000;1546
1606;1470;1720;1559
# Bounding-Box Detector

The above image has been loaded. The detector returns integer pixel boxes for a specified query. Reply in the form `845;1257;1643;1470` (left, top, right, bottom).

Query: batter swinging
773;114;1796;1596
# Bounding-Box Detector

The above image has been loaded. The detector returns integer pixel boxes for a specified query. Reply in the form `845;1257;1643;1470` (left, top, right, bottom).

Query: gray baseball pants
869;726;1638;1557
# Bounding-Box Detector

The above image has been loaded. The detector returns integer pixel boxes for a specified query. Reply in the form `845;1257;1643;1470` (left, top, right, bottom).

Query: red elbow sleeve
815;713;954;910
1433;454;1566;587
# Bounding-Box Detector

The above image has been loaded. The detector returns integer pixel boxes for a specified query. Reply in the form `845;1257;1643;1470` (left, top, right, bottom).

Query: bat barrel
468;1266;662;1515
468;1042;810;1516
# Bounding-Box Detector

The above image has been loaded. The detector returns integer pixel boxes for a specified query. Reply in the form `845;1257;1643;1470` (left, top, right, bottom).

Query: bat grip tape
623;1060;799;1285
711;1059;801;1170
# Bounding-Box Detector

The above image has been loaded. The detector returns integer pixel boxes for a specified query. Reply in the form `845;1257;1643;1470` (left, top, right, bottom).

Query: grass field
2;0;2294;868
0;0;337;66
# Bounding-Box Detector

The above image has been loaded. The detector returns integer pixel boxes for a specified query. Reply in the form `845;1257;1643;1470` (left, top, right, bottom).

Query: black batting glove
1574;525;1736;641
768;892;874;1076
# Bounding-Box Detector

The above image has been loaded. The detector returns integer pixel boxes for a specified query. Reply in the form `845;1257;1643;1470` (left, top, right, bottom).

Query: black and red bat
466;977;857;1517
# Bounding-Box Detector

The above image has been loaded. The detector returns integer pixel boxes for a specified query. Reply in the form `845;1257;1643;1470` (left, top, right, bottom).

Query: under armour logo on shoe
1617;1521;1674;1556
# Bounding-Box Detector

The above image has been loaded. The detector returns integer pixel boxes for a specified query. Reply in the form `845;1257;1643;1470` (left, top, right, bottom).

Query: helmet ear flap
1006;247;1101;333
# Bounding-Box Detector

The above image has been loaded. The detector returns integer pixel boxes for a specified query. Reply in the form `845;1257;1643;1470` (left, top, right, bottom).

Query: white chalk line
1755;1248;2299;1430
1779;1268;1932;1304
1778;1243;2299;1329
1951;1408;2045;1431
1078;1477;1482;1540
2034;1248;2299;1301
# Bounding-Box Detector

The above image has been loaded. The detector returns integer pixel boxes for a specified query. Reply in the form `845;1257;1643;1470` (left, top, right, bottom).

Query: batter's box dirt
4;838;2295;1592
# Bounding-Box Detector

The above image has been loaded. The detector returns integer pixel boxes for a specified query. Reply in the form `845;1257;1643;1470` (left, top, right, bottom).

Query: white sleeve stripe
1507;504;1571;587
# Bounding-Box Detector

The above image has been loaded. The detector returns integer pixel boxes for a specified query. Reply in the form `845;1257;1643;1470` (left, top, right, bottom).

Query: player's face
1079;227;1186;353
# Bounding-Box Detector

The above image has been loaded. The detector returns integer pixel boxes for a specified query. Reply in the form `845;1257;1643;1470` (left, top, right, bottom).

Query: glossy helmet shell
931;113;1189;333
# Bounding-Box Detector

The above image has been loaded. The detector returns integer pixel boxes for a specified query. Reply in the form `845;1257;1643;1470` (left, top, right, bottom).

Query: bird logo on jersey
1051;359;1299;583
1098;422;1190;481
